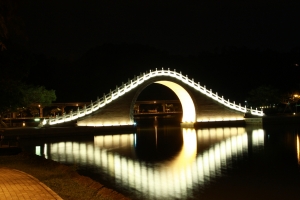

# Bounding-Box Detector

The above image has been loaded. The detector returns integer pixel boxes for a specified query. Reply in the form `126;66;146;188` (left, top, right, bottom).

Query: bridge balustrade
44;68;263;126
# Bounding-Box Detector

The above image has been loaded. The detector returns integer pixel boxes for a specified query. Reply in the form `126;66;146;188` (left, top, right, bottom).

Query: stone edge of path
2;167;63;200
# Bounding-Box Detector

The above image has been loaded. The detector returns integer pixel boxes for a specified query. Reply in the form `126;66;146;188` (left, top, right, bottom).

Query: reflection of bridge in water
39;128;265;199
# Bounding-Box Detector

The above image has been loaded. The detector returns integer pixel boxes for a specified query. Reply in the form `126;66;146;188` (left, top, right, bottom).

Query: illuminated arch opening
155;81;195;122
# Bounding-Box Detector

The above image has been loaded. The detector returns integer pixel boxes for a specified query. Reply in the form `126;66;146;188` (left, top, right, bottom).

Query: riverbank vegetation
0;151;129;200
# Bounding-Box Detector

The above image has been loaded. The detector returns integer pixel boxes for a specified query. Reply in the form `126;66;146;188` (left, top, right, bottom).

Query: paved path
0;168;62;200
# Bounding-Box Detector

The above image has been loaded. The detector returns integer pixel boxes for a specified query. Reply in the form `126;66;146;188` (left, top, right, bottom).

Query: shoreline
1;114;300;135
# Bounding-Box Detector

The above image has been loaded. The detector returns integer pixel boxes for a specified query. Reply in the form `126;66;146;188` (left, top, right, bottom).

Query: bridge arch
155;81;195;122
131;79;196;123
44;68;263;127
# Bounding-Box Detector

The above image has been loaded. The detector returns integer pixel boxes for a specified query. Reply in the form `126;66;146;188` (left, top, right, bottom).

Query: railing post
70;110;73;118
97;96;101;107
77;107;80;117
84;104;87;115
90;100;93;111
103;93;107;104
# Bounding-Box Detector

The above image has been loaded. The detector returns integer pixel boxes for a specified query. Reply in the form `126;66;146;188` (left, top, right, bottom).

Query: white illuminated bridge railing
43;68;264;126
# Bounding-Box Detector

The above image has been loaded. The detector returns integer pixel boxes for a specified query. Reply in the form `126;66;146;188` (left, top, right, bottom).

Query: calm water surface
20;117;300;200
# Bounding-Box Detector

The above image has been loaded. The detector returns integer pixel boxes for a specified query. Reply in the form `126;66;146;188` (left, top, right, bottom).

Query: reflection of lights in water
44;144;48;159
45;129;264;199
171;128;197;169
252;129;265;147
155;125;158;147
297;135;300;165
35;146;41;156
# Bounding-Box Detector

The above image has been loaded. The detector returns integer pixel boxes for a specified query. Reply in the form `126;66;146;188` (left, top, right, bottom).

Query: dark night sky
11;1;300;103
19;1;300;59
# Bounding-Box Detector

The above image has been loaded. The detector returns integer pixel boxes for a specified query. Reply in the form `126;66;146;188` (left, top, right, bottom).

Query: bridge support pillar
61;106;65;114
39;106;43;118
162;104;166;112
245;118;263;126
12;112;17;119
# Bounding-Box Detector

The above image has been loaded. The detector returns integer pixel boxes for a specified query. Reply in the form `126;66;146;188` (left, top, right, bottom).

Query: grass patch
0;152;130;200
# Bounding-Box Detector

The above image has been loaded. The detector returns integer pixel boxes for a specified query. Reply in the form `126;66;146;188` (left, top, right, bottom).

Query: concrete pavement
0;168;62;199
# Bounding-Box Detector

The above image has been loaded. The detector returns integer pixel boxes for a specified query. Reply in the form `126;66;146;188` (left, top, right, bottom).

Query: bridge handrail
44;68;263;126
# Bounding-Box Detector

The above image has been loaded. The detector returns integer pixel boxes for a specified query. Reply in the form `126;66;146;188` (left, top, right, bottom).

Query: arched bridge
43;68;263;127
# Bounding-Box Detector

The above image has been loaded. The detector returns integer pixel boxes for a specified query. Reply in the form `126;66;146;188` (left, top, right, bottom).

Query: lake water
19;117;300;200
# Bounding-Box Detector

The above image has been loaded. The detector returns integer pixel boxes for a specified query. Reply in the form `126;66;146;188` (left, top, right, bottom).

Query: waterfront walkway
0;168;62;199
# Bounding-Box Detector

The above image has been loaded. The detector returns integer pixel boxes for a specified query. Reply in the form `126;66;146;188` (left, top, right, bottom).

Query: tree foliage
0;0;56;116
22;85;56;106
0;79;23;113
0;82;56;114
247;85;280;107
0;0;26;51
